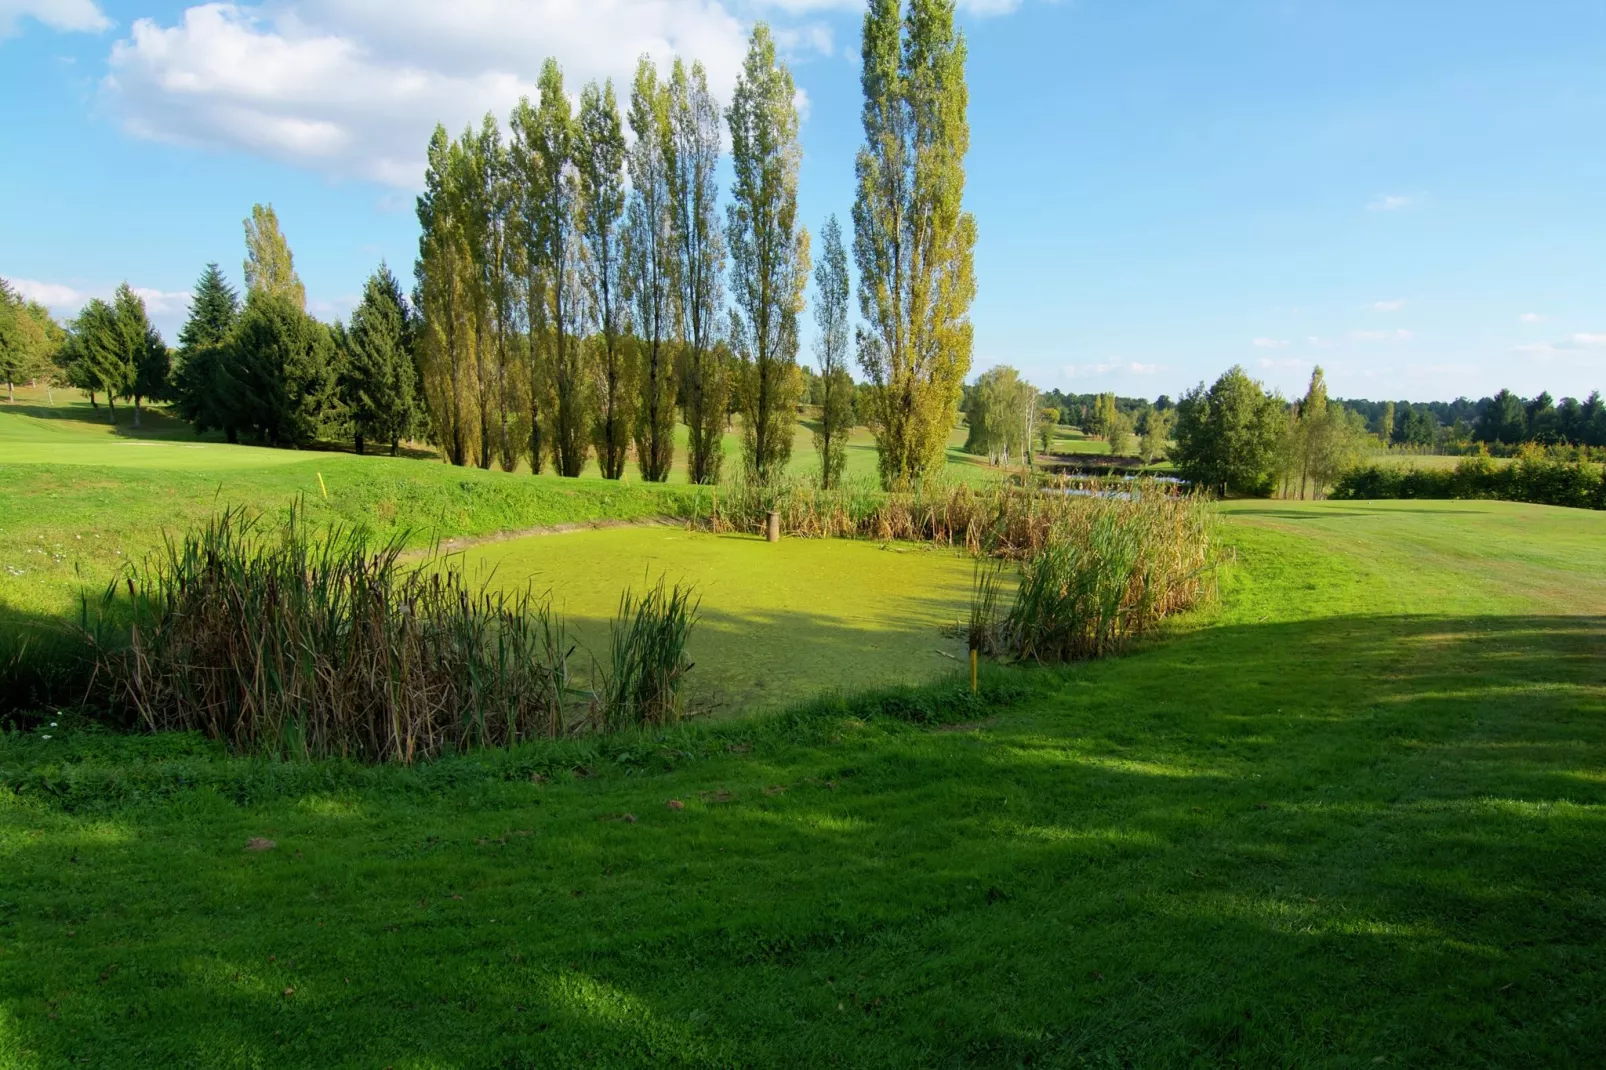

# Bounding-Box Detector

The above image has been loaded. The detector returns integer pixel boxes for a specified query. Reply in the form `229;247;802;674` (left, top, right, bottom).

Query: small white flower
50;722;58;727
40;734;51;740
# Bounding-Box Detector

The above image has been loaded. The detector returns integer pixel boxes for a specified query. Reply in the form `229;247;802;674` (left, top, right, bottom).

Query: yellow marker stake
970;648;978;694
317;472;328;499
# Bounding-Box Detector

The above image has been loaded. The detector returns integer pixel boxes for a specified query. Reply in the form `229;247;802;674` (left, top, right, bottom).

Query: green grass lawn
0;390;999;617
2;497;1602;1065
453;528;975;714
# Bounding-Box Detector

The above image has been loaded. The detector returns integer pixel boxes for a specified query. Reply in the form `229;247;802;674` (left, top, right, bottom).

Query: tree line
3;5;977;491
1338;389;1606;451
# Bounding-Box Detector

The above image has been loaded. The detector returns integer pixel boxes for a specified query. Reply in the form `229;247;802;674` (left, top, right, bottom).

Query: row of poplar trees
414;2;974;489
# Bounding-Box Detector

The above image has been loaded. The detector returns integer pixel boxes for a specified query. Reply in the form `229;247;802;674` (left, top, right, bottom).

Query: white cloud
1519;312;1545;323
1351;328;1414;342
1062;360;1157;380
10;278;190;325
102;0;1026;186
10;278;88;307
1572;333;1606;348
1372;299;1405;312
0;0;110;37
1513;343;1555;356
1366;193;1419;212
1257;357;1303;369
1251;337;1290;349
104;1;753;187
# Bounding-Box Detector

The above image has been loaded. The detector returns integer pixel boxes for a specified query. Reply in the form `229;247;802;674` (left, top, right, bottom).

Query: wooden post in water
970;648;979;693
765;510;780;543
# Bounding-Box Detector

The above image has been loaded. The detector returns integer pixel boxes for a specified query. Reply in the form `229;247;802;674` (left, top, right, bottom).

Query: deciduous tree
853;0;977;488
577;78;635;479
244;204;306;310
624;57;677;482
811;215;854;488
726;25;808;484
671;57;731;485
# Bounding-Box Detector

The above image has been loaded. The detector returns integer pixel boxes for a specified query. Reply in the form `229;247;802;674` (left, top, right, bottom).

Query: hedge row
1332;453;1606;510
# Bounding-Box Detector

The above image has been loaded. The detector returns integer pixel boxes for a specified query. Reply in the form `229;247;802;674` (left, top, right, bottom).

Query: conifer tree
624;57;677;482
577;78;635;479
243;204;307;310
853;0;976;488
116;283;170;428
726;25;808;484
229;291;337;447
174;265;242;436
811;216;854;489
671;57;731;485
340;263;418;455
67;296;136;423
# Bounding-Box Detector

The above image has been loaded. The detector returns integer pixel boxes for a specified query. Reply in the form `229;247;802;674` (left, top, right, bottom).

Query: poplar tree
811;214;853;488
671;57;731;485
577;78;635;479
340;263;418;455
726;24;809;484
243;204;307;310
853;0;977;488
535;61;589;477
416;125;475;466
624;57;677;482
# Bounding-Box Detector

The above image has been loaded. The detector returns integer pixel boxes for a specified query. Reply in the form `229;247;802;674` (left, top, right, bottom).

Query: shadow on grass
1;611;1602;1065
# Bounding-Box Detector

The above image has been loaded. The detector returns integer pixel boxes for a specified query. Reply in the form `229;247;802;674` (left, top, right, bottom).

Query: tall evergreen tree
811;215;854;488
116;283;170;428
66;297;135;423
853;0;977;488
243;204;307;310
340;263;419;455
229;291;338;447
577;78;635;480
671;57;731;485
726;25;809;484
624;57;677;482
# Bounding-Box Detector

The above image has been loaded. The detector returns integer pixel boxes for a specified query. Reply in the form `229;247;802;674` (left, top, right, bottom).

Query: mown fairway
1;472;1602;1065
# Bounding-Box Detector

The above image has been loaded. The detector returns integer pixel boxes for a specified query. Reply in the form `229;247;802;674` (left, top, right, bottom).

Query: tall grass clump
593;577;700;731
973;490;1215;663
89;505;575;762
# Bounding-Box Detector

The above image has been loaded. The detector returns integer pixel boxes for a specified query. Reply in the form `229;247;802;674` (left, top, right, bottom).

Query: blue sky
3;0;1604;403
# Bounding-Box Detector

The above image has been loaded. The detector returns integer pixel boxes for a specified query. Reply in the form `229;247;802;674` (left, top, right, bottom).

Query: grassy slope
1;500;1602;1066
0;392;994;617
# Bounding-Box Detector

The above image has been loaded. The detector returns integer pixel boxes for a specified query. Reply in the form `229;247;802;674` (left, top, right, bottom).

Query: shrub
1332;452;1605;510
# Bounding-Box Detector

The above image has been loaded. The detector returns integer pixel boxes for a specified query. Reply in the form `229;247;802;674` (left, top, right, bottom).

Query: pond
449;526;978;717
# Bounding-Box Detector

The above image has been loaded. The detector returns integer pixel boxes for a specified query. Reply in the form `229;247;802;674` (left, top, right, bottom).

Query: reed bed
704;476;1183;558
87;506;697;762
967;490;1215;663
